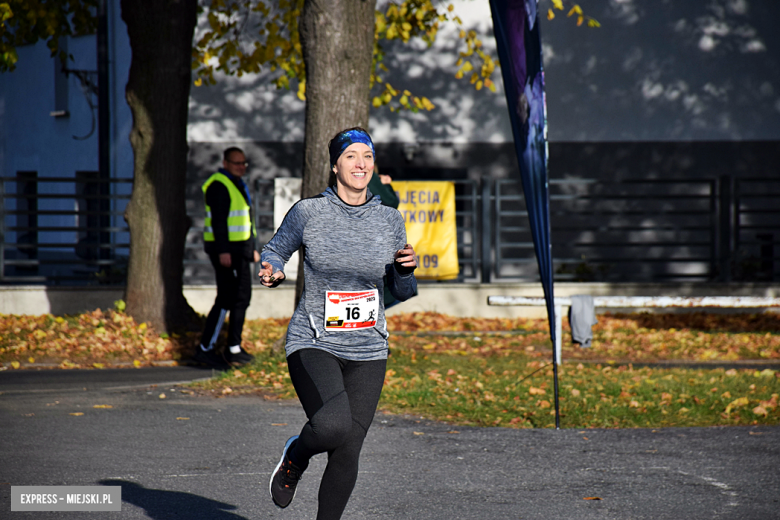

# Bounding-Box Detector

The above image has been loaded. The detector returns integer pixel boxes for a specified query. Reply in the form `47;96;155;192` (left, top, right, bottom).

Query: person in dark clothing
193;147;259;367
366;166;399;209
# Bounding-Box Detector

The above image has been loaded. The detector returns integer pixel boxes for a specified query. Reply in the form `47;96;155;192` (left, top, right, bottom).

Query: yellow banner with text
392;181;459;280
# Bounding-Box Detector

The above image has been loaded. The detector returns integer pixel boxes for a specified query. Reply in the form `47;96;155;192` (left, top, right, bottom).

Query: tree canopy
192;0;596;112
0;0;97;71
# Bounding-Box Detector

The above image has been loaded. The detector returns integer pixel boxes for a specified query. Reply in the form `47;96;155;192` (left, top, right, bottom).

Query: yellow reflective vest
202;172;255;242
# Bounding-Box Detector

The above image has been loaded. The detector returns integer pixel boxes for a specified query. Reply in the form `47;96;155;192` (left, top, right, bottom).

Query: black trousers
200;252;252;349
286;348;387;520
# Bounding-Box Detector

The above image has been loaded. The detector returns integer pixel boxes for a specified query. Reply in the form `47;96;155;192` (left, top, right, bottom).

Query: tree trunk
121;0;198;333
295;0;377;306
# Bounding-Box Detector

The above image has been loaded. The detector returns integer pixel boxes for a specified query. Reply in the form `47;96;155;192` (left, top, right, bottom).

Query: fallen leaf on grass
752;406;768;417
759;395;778;410
529;387;546;395
725;397;749;414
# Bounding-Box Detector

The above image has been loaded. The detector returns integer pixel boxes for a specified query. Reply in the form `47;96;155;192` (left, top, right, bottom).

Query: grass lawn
1;309;778;429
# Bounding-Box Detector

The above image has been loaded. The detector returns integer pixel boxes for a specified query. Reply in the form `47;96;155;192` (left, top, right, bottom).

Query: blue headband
329;129;375;167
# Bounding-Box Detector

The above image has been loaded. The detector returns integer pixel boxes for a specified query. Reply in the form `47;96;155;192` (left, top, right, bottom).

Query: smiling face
332;142;374;200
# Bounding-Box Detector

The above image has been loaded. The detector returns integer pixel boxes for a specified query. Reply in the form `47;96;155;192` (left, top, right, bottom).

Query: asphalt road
1;367;778;519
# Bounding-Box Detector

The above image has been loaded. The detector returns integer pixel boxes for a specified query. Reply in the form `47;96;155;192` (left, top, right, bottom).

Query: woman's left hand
394;243;418;270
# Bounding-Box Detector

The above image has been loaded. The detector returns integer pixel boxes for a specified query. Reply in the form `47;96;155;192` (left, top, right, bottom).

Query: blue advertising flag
489;0;560;427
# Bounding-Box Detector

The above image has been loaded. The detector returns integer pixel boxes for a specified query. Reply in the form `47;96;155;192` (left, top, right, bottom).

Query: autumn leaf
725;397;749;414
752;406;768;417
529;387;546;395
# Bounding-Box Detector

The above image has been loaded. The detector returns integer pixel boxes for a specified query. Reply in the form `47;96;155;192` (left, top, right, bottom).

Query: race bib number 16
324;290;379;331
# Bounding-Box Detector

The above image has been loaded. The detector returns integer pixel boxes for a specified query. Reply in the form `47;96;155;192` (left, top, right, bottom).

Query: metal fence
488;176;779;282
0;175;131;284
0;174;776;285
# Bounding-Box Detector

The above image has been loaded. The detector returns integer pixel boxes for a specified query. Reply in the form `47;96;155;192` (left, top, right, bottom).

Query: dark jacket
367;174;399;209
204;168;258;259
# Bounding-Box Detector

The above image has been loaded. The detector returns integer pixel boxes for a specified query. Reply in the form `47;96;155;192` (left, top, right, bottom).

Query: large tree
120;0;199;332
299;0;375;198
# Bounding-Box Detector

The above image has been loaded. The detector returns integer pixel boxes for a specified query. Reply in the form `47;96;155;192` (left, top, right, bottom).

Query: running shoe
191;347;226;368
269;435;303;508
225;346;255;366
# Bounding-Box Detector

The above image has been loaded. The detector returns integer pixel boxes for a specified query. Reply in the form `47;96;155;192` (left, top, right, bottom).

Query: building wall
187;0;780;181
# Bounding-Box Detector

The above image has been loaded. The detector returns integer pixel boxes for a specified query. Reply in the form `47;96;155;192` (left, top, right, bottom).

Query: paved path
1;367;778;519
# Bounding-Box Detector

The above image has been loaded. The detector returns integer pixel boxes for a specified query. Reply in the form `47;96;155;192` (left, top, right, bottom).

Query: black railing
0;175;131;284
0;174;776;285
489;176;779;282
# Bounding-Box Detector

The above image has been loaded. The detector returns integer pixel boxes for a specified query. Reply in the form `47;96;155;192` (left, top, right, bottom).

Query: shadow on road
99;479;248;520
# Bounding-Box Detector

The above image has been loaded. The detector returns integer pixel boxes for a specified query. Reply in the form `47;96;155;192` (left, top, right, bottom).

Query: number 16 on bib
324;290;379;330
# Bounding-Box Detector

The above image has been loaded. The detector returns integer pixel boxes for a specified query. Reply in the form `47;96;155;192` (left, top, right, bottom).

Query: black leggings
286;348;387;520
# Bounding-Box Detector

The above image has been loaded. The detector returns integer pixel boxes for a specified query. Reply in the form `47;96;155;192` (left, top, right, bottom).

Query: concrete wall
1;283;777;320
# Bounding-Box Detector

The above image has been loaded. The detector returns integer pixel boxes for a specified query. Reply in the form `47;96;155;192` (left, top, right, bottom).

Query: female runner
259;127;417;519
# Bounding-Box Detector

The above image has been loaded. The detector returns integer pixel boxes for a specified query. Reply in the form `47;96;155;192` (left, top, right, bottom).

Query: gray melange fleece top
261;187;417;361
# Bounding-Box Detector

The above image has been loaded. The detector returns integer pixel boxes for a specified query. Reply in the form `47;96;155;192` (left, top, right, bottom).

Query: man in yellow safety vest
194;147;259;367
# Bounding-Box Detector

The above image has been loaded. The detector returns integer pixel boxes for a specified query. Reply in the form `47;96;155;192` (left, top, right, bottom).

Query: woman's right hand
259;261;285;287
